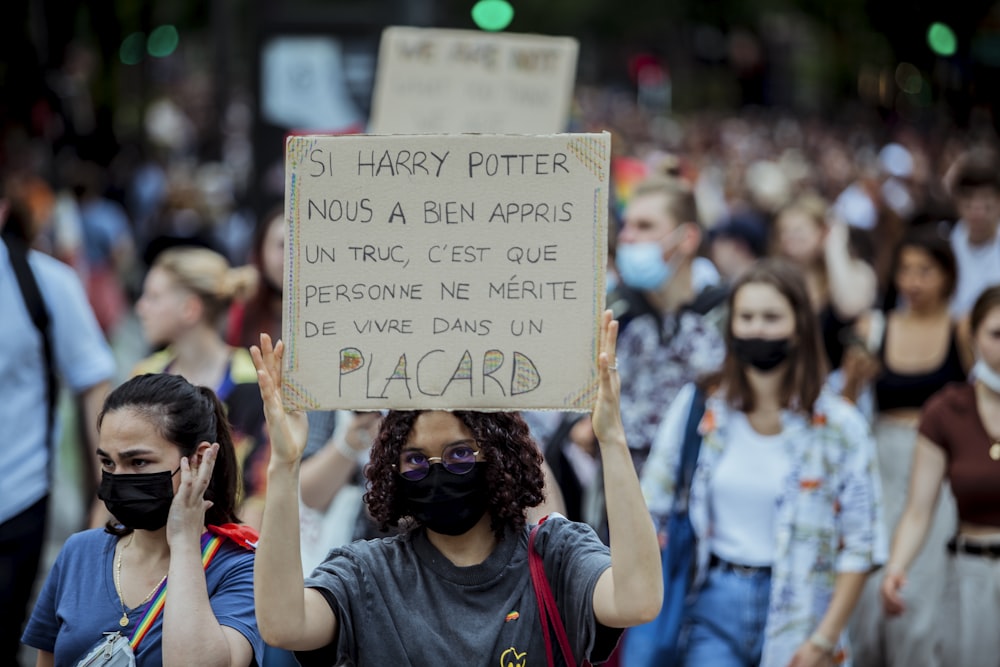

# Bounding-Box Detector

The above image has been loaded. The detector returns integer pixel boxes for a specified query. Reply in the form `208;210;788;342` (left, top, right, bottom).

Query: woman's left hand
786;641;835;667
591;309;624;447
165;442;218;548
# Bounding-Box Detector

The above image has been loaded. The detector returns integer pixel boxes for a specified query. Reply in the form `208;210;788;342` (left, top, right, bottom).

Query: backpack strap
683;284;729;317
2;234;57;451
673;386;707;511
657;284;730;344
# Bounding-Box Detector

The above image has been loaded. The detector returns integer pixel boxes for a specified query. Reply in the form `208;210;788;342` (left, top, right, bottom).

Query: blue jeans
682;562;771;667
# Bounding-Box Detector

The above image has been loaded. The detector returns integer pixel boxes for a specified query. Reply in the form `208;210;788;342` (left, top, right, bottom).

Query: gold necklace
114;534;167;628
980;389;1000;460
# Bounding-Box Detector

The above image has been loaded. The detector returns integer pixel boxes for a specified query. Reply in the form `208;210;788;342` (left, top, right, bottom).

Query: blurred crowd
4;41;1000;667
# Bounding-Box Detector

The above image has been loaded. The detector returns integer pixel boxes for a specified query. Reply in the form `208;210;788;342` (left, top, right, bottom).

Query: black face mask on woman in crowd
398;463;490;536
732;336;793;372
97;468;179;531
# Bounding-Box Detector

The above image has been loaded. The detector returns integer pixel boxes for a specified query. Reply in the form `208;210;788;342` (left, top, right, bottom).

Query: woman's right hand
880;569;907;616
251;334;309;465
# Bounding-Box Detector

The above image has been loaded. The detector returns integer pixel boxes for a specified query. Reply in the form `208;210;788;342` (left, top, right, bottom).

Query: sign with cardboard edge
281;131;609;412
369;26;579;135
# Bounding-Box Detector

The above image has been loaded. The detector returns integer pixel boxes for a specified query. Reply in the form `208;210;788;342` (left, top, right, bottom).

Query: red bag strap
529;516;577;667
207;522;259;550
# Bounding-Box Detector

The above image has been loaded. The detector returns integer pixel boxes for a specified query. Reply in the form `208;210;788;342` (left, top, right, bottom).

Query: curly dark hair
364;410;545;540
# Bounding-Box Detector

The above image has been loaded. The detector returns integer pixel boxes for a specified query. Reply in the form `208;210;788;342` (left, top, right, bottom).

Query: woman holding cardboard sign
250;311;661;666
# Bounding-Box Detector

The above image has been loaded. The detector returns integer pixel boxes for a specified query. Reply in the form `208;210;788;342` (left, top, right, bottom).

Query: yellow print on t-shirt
500;646;527;667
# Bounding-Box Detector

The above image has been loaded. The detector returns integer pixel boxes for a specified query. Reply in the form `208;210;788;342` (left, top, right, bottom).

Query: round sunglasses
394;441;480;481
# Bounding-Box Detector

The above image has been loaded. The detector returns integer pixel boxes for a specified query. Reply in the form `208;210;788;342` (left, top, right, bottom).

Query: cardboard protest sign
369;26;578;134
282;132;609;411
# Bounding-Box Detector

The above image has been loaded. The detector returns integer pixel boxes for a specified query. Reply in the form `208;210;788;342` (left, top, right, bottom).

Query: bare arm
788;572;868;667
299;442;358;510
299;412;379;510
251;336;337;650
824;221;877;320
79;380;110;465
525;457;568;525
80;380;112;529
591;311;663;627
880;435;947;615
35;650;54;667
839;314;880;406
955;314;974;374
816;571;868;646
162;445;253;667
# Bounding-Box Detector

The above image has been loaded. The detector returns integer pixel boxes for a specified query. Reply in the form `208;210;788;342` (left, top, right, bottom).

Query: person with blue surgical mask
609;174;728;477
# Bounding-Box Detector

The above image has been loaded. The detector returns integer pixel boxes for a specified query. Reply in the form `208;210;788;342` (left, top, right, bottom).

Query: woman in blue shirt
21;373;264;666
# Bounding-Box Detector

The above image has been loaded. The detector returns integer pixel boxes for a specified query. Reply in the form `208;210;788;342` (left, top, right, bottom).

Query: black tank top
874;319;966;412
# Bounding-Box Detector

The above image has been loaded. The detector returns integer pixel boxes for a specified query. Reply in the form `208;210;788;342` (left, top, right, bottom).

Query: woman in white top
641;258;885;667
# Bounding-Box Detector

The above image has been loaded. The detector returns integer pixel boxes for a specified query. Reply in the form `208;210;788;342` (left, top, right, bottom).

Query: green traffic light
472;0;514;32
927;22;957;57
119;32;146;65
148;25;180;57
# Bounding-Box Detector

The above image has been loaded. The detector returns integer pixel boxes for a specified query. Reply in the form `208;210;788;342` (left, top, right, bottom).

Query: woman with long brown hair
641;258;884;666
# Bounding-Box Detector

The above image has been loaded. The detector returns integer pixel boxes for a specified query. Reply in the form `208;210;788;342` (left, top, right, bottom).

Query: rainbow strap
128;532;224;650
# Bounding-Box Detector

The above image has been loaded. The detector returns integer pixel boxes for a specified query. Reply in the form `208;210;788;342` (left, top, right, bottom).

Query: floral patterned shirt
617;310;726;475
641;383;887;667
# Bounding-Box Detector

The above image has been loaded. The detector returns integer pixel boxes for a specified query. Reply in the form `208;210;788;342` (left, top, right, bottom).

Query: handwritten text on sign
282;133;609;411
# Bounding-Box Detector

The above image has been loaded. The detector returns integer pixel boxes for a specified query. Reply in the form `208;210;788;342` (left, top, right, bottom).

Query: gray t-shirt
298;514;621;666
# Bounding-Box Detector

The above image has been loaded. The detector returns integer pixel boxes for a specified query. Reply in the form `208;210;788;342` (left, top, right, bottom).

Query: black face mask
97;468;178;531
732;336;793;372
398;463;489;536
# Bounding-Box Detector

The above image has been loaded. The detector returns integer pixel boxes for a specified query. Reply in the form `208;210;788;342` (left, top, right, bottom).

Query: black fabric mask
399;463;489;536
732;336;793;372
98;468;178;531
